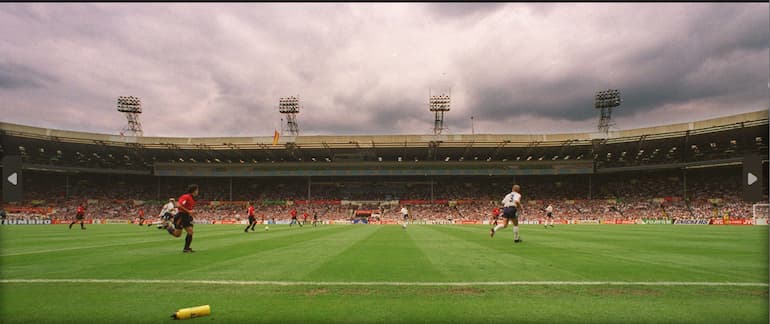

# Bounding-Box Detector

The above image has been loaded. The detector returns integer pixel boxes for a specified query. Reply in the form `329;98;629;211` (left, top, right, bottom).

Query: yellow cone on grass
171;305;210;320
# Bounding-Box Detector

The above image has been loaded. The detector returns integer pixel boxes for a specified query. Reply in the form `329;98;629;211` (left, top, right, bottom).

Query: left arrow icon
7;172;17;186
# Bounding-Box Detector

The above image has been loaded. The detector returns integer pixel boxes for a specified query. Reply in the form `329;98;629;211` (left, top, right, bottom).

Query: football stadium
1;3;769;324
1;110;768;323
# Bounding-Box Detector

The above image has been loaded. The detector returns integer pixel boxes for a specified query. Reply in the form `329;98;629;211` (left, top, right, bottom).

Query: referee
166;184;199;253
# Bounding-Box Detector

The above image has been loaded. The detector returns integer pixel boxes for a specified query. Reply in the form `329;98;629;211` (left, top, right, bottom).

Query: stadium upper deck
0;110;767;176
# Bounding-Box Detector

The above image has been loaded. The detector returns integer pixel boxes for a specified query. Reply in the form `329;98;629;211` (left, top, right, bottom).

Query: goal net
752;204;769;225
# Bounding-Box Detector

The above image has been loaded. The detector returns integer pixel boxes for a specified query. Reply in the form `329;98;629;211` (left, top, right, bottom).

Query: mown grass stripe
1;278;766;287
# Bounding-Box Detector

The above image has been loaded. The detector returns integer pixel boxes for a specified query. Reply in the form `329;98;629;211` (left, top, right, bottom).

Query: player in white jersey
154;198;178;229
400;205;409;229
490;184;523;243
544;204;554;228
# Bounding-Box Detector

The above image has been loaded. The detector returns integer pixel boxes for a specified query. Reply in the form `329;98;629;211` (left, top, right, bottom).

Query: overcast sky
0;3;767;137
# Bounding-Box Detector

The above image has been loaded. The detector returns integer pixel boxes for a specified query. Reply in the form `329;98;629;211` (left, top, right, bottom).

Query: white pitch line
0;279;766;287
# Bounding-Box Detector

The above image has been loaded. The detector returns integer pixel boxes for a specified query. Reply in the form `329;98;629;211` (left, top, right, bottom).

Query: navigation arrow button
7;172;17;186
747;172;757;186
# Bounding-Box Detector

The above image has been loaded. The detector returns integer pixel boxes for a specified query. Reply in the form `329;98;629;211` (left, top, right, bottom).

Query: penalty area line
0;279;767;287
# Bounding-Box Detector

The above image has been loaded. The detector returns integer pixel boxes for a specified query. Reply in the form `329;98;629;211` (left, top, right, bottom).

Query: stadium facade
1;110;767;211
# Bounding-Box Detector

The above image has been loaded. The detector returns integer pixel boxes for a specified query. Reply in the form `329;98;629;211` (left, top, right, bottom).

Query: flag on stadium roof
272;129;280;146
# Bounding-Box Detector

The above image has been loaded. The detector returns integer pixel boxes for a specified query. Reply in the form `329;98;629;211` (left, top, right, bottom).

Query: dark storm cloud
424;3;507;19
0;62;56;89
461;73;600;122
450;3;768;131
0;3;766;136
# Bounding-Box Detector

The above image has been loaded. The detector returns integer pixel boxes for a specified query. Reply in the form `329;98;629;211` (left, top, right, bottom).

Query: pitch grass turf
1;224;767;323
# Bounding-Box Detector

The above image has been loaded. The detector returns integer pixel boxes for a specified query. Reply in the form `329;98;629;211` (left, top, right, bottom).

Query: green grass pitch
1;223;767;323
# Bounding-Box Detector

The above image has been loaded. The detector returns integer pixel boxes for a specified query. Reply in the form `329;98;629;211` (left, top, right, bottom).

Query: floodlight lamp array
116;96;142;113
279;97;300;114
594;89;621;109
429;94;451;112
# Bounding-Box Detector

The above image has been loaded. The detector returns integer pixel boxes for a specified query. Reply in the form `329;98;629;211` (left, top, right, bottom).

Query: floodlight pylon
595;89;622;134
279;96;300;136
116;96;143;136
429;90;451;135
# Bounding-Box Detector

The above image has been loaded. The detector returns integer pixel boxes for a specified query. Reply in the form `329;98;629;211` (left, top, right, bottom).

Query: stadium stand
1;111;767;225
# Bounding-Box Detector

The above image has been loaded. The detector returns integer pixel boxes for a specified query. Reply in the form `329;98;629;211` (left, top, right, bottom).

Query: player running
544;204;554;228
69;202;86;230
154;198;177;229
312;209;320;227
0;207;6;225
490;184;523;243
245;202;257;232
490;206;501;227
400;205;409;229
137;208;146;226
164;184;199;253
289;208;302;227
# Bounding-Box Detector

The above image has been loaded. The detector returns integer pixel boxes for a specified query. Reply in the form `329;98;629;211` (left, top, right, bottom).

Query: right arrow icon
747;172;757;186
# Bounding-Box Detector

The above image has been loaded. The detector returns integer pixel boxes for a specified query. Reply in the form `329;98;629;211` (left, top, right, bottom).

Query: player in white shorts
544;204;554;228
154;198;177;229
400;205;410;229
490;184;523;243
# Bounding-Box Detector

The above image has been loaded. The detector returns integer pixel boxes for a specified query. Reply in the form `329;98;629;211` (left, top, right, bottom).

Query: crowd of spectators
3;167;766;223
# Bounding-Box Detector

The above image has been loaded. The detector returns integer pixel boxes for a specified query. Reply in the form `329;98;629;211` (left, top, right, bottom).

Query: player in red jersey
244;202;257;232
69;202;86;230
491;207;501;227
302;211;309;225
289;208;302;227
137;208;146;226
165;184;199;253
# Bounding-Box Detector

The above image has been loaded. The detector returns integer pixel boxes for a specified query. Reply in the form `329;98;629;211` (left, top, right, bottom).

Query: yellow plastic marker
171;305;211;320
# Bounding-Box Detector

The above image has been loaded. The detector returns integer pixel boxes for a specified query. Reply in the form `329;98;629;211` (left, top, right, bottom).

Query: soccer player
0;207;6;225
491;207;501;227
302;211;309;225
289;208;302;227
165;184;199;253
69;202;86;230
245;202;257;232
400;205;409;229
490;184;523;243
137;208;145;226
155;198;177;229
312;210;319;227
544;204;554;228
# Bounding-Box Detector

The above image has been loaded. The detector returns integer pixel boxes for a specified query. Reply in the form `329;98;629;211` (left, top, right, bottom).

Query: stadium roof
2;110;766;149
1;110;767;176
